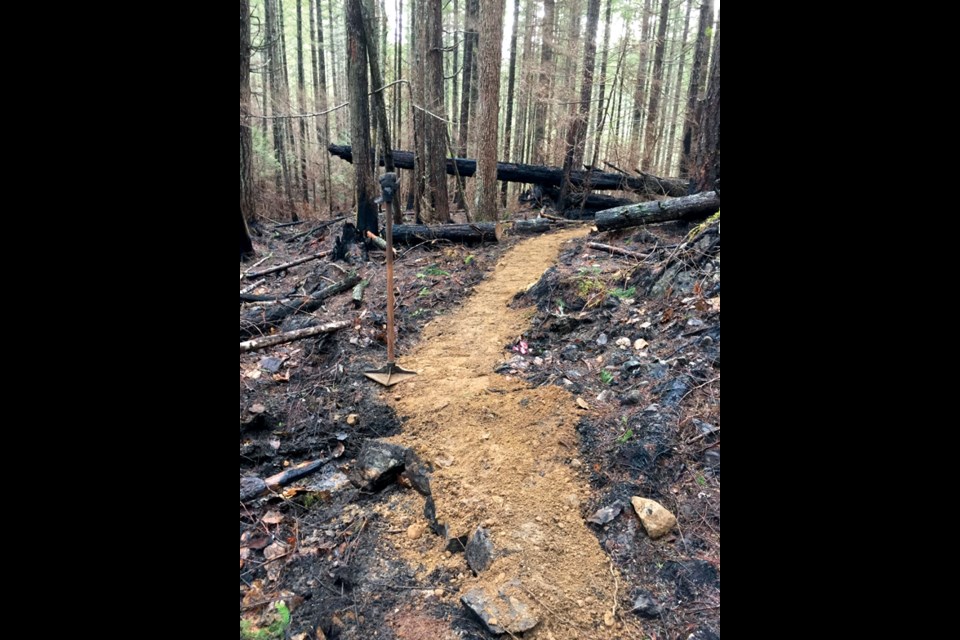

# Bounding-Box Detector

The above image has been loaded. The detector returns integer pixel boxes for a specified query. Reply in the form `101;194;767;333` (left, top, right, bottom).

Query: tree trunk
415;0;451;222
240;208;255;258
680;0;712;179
362;0;398;222
279;0;303;201
312;0;334;216
328;144;688;195
452;0;460;125
641;0;670;171
345;0;379;247
532;0;555;164
296;0;310;204
665;0;692;175
512;0;535;169
499;0;521;207
328;0;343;132
628;0;653;168
474;0;505;221
241;0;255;227
589;0;612;166
595;190;718;231
456;0;480;207
558;0;601;211
390;218;568;243
266;0;295;215
692;10;719;193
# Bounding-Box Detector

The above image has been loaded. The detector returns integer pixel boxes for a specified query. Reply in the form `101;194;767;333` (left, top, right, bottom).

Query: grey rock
655;378;690;408
704;449;720;472
258;356;284;373
403;449;433;496
622;359;644;373
686;317;705;328
587;503;623;525
643;403;660;415
631;590;662;618
466;527;494;573
692;418;718;436
621;390;643;406
306;466;352;494
561;344;579;361
349;440;409;491
461;584;539;635
597;389;613;403
597;333;608;346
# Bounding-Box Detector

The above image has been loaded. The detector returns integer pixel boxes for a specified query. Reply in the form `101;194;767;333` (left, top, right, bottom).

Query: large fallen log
328;144;687;196
595;191;720;232
240;274;361;337
390;219;569;244
239;319;352;353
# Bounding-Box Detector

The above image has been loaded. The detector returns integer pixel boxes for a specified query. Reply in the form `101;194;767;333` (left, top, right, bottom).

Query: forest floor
240;203;720;640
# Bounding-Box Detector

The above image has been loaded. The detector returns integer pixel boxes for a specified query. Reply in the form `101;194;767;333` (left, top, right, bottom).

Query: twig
241;254;272;279
239;320;352;353
243;251;331;279
240;279;266;295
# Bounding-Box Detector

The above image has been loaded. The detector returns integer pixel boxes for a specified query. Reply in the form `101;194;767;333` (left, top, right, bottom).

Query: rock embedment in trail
461;583;539;635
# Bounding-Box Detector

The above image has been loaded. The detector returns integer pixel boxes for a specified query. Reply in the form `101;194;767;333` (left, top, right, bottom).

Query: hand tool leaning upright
363;172;418;387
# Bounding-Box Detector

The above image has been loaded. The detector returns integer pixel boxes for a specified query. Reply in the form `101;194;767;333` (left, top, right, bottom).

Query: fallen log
390;219;567;244
586;242;650;260
240;274;361;337
534;186;636;214
239;319;352;353
243;251;330;279
365;231;397;255
328;144;687;196
595;191;720;232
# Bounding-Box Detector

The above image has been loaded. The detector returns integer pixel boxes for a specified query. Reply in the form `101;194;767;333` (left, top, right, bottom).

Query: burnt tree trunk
692;10;719;193
345;0;378;245
329;144;687;195
595;190;718;231
474;0;505;221
641;0;671;171
500;0;521;207
680;0;713;179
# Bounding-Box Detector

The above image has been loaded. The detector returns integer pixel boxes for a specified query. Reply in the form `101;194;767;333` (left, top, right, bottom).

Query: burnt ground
240;205;720;640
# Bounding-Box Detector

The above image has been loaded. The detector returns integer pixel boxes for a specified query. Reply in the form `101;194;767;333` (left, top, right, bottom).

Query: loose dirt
381;228;630;638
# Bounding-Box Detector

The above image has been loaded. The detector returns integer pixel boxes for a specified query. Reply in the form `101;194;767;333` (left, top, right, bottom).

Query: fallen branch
586;242;650;260
241;254;272;280
365;231;397;255
240;319;351;353
240;443;345;501
240;274;361;337
286;216;346;242
272;220;307;229
240;279;266;295
352;279;370;308
595;191;720;232
243;251;330;279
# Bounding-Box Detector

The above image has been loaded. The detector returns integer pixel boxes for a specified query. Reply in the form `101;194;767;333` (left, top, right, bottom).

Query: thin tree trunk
589;0;612;166
313;0;334;215
641;0;670;171
655;0;681;174
512;0;535;170
328;0;343;132
499;0;521;206
456;0;479;207
267;0;296;216
296;0;310;204
279;0;302;199
628;0;652;168
346;0;378;251
558;0;601;211
362;0;400;222
665;0;692;175
532;0;556;164
681;0;712;179
241;0;256;258
474;0;506;221
693;9;719;193
452;0;460;126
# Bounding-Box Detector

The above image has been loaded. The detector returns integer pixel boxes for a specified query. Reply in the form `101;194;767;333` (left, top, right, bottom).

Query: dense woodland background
240;0;720;243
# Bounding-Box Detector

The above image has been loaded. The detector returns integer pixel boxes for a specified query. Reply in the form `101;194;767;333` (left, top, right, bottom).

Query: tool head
363;362;418;387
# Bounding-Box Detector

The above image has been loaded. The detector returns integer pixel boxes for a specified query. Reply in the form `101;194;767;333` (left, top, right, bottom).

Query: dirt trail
386;228;631;638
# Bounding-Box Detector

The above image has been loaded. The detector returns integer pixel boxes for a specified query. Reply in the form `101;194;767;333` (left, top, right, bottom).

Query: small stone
564;494;579;508
466;527;494;573
603;611;615;626
587;503;623;525
643;403;660;414
570;458;582;468
621;390;643;406
615;337;631;348
349;440;409;491
249;403;266;414
346;414;359;426
634;338;649;350
407;523;425;540
597;333;608;346
259;356;284;373
435;588;445;597
534;357;544;366
597;390;613;403
461;585;539;635
631;589;662;618
687;317;705;328
622;359;643;373
630;497;678;539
